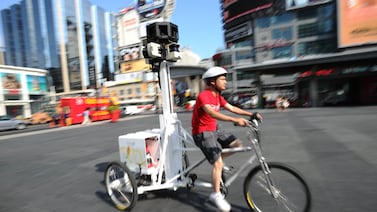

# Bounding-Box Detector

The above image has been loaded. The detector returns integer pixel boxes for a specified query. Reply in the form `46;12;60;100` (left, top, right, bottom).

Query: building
0;0;116;94
0;65;48;118
215;0;377;107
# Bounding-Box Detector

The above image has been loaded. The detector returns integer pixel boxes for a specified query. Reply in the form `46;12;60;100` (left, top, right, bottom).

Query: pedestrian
282;96;290;111
81;107;91;125
191;66;262;212
276;95;283;112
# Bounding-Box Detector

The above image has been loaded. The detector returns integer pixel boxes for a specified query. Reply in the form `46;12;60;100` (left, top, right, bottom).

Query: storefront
0;65;48;118
236;46;377;107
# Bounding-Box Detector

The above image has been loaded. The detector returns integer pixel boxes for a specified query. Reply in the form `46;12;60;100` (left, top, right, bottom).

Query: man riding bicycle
191;66;262;211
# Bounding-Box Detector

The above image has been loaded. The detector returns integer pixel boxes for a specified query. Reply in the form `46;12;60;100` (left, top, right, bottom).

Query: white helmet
202;66;228;80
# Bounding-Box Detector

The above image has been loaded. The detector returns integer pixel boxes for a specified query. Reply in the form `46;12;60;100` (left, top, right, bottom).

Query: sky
0;0;225;59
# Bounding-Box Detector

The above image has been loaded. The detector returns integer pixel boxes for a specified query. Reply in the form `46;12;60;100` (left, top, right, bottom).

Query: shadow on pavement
94;162;250;211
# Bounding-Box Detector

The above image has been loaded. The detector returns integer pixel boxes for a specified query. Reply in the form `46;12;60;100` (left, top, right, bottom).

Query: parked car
227;93;258;109
0;115;27;131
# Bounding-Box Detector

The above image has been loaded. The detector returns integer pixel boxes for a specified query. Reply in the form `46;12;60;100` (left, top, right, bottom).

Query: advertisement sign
136;0;166;20
120;59;151;73
222;0;273;23
120;46;141;62
337;0;377;47
225;22;252;42
285;0;331;10
1;72;22;95
115;71;144;84
117;9;141;47
26;75;48;94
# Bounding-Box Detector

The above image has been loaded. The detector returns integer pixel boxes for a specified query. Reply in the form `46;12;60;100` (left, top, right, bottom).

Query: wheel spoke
104;161;138;210
243;163;311;212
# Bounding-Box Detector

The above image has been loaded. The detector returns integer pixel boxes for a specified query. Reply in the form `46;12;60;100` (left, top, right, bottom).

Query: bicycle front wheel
243;162;311;212
104;161;138;211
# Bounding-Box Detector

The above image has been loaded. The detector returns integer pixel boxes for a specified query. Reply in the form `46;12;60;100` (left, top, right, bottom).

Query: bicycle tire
243;162;311;212
104;161;138;211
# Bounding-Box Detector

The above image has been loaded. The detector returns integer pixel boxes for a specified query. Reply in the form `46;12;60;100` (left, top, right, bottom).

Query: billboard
1;72;22;95
117;9;141;47
115;71;143;84
337;0;377;47
119;46;142;62
222;0;273;24
136;0;166;20
120;59;151;73
285;0;332;10
26;75;47;94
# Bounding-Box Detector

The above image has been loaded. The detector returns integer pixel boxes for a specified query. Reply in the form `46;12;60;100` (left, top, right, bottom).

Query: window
235;49;254;61
298;20;335;38
256;17;270;28
237;71;254;81
270;13;294;26
135;88;141;96
298;23;317;38
272;46;293;59
272;27;293;40
233;39;253;48
255;13;294;28
215;54;232;67
297;38;337;56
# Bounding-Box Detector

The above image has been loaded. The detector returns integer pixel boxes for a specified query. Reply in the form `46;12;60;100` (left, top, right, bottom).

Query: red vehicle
59;97;111;125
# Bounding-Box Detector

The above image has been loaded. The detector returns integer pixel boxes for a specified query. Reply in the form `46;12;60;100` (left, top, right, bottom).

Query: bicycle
104;116;311;212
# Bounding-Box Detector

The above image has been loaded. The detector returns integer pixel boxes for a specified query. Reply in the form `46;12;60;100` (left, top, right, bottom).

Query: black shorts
193;124;237;164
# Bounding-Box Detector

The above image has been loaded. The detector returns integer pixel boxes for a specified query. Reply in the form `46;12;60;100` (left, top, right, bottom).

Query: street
0;106;376;212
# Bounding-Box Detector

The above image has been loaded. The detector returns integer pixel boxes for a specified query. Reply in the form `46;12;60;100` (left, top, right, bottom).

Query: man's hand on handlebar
250;112;263;122
234;117;250;127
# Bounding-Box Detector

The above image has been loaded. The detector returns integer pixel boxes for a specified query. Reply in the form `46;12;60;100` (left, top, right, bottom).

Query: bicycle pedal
189;173;197;182
223;165;234;172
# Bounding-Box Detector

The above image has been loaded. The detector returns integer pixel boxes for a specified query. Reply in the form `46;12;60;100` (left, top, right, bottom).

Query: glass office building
1;0;116;94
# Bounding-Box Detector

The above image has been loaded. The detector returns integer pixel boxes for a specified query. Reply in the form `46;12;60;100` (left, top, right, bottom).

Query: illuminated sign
337;0;377;47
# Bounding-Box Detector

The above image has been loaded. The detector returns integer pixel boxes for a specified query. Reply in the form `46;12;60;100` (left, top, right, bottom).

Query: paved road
0;106;376;212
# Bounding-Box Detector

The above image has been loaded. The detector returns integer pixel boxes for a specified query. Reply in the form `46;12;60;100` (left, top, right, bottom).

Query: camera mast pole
143;22;183;183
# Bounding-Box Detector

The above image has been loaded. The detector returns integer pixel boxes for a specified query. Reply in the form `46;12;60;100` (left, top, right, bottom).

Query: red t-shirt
191;89;227;134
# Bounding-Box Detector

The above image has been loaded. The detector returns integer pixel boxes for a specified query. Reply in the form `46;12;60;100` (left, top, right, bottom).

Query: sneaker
209;192;231;212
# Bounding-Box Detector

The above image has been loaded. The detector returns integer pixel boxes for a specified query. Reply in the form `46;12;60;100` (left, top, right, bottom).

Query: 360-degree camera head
146;22;179;44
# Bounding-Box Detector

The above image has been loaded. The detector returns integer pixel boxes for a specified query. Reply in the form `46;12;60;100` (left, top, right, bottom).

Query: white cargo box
118;129;160;174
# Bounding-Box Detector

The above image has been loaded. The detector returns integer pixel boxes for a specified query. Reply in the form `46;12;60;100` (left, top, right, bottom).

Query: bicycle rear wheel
243;162;311;212
104;161;138;211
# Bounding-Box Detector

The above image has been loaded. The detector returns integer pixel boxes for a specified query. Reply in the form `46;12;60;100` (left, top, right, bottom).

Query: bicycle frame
134;118;276;196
